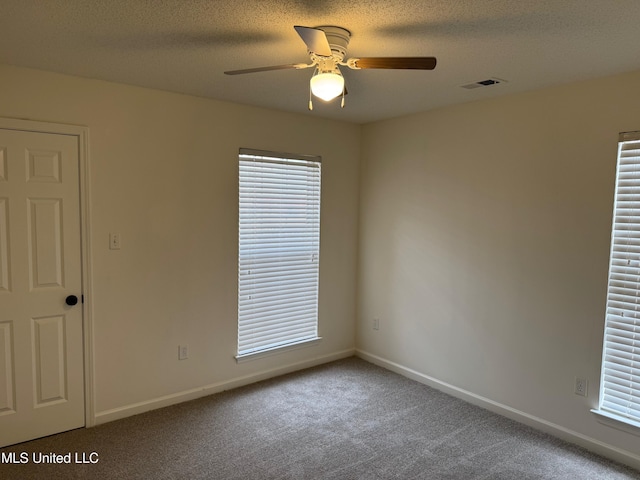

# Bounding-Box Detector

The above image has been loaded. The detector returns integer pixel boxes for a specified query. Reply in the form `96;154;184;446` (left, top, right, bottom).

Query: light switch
109;233;121;250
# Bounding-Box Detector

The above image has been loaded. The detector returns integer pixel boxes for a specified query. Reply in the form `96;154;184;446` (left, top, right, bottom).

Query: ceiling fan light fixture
310;71;344;101
224;26;437;111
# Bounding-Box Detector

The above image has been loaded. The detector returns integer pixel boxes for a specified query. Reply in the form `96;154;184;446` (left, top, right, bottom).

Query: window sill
591;409;640;437
235;337;322;363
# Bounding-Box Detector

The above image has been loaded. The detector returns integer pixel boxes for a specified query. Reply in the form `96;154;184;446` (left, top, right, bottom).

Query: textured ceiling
2;0;640;124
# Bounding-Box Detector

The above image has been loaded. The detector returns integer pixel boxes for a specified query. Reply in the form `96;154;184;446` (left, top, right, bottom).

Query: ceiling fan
224;26;437;110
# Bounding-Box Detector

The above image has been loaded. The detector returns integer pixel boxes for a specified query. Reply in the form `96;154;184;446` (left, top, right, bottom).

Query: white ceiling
2;1;640;124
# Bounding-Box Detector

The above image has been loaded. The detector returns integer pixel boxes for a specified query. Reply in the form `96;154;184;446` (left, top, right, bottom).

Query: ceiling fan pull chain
308;81;313;111
341;88;345;108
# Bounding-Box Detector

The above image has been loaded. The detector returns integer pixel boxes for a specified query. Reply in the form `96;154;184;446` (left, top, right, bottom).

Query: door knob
65;295;79;306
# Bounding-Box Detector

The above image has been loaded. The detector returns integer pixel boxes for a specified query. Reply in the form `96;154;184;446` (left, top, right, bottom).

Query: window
236;148;321;360
597;131;640;429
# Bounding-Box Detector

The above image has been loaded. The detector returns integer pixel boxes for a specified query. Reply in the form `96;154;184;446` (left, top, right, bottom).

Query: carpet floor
1;357;639;479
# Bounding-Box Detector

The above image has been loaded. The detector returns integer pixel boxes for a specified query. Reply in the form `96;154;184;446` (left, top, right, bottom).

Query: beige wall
0;64;360;418
358;70;640;463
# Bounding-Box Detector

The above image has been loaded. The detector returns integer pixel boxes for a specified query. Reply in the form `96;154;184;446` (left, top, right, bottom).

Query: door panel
28;198;64;289
32;315;67;406
0;128;84;447
0;321;14;414
0;198;9;292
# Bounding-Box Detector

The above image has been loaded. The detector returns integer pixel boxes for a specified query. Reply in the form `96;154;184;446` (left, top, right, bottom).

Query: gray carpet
1;357;638;479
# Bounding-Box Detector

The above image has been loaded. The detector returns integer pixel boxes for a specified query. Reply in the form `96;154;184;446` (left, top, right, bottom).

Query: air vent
461;78;507;89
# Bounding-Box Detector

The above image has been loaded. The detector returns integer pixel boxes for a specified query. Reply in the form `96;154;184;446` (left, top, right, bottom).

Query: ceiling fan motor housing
315;26;351;60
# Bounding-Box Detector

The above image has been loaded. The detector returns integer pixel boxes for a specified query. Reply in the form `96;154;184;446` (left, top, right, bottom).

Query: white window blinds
237;149;321;358
599;131;640;426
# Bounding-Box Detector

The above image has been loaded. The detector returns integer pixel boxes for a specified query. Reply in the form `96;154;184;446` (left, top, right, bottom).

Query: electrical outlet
574;377;588;397
178;345;188;360
373;318;380;330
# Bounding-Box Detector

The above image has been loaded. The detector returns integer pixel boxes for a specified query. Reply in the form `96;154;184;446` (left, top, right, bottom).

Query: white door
0;128;84;447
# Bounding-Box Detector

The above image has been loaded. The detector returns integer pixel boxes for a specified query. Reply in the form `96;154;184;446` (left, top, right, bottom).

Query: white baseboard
356;349;640;472
94;348;355;425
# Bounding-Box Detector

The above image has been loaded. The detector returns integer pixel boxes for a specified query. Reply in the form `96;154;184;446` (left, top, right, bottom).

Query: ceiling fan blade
351;57;437;70
224;64;309;75
294;26;332;56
